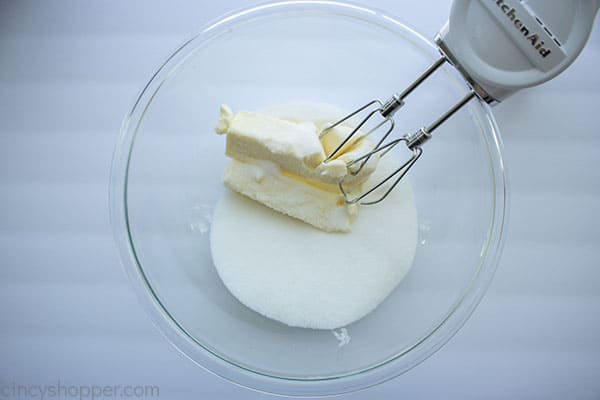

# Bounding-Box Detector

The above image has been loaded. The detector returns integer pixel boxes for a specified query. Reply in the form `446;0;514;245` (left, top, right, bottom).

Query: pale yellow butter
215;104;379;232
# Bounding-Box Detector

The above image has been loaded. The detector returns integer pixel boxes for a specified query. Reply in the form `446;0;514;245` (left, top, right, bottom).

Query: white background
1;1;599;399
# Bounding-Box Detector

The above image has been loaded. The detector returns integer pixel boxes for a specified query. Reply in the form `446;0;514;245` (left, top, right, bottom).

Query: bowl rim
109;0;509;396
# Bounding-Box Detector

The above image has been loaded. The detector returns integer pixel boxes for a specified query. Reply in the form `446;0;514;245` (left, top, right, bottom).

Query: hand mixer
321;0;600;205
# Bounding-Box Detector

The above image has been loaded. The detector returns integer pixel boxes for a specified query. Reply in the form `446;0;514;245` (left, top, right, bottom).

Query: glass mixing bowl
110;1;507;396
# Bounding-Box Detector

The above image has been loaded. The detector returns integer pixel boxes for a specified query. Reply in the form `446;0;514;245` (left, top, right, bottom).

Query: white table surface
1;1;599;399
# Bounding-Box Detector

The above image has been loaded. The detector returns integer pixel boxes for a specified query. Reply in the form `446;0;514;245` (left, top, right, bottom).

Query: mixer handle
435;0;600;103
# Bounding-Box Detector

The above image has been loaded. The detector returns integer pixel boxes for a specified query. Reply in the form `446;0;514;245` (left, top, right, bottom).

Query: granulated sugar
210;158;418;329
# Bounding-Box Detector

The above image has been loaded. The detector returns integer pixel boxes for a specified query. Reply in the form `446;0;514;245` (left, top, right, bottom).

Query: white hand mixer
321;0;600;205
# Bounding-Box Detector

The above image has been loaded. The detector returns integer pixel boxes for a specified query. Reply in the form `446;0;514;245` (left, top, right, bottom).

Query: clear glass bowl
110;1;507;396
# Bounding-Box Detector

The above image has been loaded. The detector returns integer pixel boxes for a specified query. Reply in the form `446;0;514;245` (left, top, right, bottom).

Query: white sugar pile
209;105;418;329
